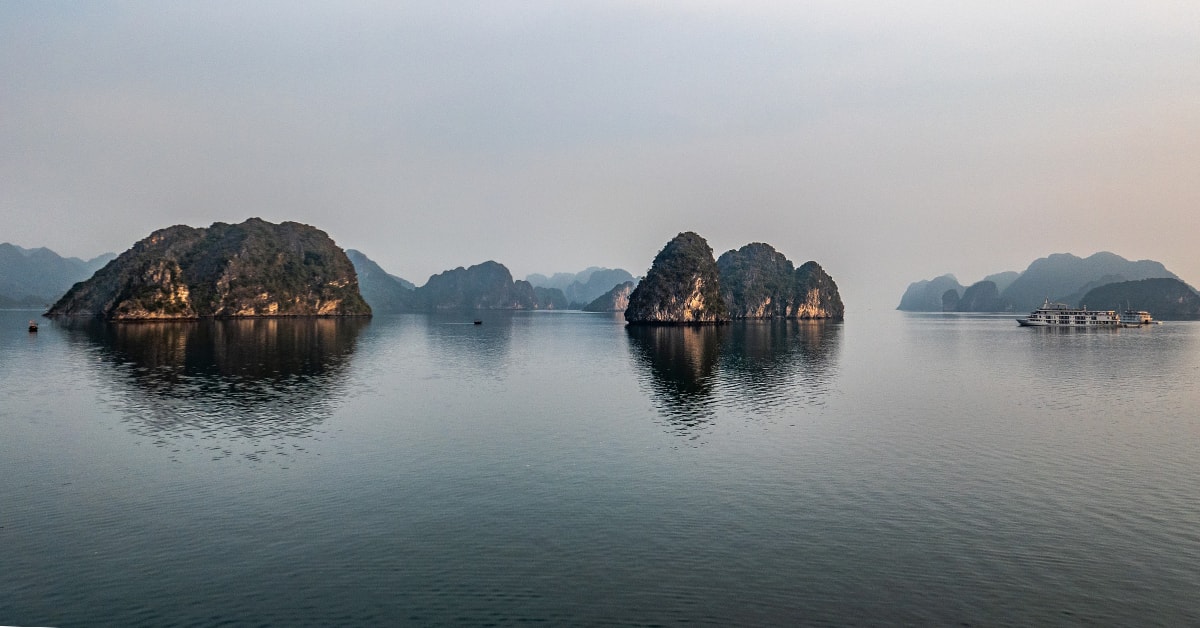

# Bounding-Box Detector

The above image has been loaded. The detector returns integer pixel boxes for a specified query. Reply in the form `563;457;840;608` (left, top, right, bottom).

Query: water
2;309;1199;626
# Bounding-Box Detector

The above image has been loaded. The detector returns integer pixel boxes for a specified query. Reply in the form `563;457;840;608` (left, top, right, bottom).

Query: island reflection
66;318;368;460
626;325;724;439
627;321;842;440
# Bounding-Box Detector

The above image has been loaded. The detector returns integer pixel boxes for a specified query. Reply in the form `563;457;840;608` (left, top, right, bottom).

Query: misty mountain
981;271;1020;294
956;281;1004;312
351;250;567;312
417;261;566;310
1079;278;1200;320
897;274;964;311
527;267;636;307
899;252;1179;312
0;242;115;307
346;249;418;313
1000;252;1177;312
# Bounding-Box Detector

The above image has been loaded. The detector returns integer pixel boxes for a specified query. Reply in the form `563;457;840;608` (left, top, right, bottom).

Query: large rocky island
47;218;371;320
625;232;844;325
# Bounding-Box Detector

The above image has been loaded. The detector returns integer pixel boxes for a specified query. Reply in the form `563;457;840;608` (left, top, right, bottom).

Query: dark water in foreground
2;309;1199;626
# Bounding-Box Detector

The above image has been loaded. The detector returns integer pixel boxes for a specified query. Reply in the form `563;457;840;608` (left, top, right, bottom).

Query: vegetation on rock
625;232;729;324
716;243;796;318
625;233;844;324
46;218;370;320
716;244;844;320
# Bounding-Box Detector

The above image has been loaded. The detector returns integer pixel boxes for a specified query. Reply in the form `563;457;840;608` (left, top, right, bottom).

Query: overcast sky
3;1;1198;310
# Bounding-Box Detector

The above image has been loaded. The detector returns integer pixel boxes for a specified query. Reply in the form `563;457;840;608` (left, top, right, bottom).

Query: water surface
2;309;1198;626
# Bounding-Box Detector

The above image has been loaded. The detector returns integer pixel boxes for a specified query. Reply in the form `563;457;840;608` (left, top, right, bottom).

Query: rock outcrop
46;218;371;320
625;232;729;324
716;243;796;318
583;281;635;312
716;243;843;319
415;261;534;310
790;261;845;319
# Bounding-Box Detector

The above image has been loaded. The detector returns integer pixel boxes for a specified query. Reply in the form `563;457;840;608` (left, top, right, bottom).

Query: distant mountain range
526;267;636;308
348;251;569;313
0;243;115;308
1079;278;1200;320
898;252;1188;314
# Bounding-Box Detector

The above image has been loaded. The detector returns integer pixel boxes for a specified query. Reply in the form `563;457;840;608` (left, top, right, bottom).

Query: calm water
2;309;1199;626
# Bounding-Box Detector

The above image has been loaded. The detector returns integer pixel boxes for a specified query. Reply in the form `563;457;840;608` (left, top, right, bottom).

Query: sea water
2;309;1198;626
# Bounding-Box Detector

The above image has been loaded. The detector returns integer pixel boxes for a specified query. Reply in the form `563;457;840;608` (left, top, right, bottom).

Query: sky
3;1;1198;311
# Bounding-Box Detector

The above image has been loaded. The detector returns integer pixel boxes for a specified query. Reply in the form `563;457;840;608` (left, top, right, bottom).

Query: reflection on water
627;321;842;440
626;325;724;439
64;318;367;460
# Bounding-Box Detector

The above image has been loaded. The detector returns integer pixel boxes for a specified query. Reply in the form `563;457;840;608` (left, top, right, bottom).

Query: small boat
28;320;38;332
1120;310;1158;326
1017;300;1119;327
473;320;483;325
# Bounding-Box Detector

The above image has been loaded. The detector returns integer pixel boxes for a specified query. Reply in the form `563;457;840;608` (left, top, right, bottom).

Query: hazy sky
3;1;1198;310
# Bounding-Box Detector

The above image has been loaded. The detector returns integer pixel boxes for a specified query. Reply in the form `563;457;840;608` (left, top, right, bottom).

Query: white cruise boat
1017;300;1119;327
1120;310;1158;326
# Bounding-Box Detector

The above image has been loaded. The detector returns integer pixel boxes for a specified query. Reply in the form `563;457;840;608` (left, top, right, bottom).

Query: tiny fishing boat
28;320;38;332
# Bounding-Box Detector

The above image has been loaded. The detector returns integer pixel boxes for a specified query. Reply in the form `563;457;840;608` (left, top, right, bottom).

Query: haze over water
3;308;1199;626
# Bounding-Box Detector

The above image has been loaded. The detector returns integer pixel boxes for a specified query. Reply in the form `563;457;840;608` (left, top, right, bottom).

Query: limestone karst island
46;218;371;320
624;231;844;325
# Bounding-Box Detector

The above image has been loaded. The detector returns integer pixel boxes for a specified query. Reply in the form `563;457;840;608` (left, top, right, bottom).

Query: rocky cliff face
716;244;844;320
789;261;845;319
625;232;729;324
583;281;635;312
46;218;371;320
716;243;796;318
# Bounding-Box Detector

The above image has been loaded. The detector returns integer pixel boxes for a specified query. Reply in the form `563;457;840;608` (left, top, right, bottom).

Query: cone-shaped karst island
46;218;371;320
624;232;844;324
